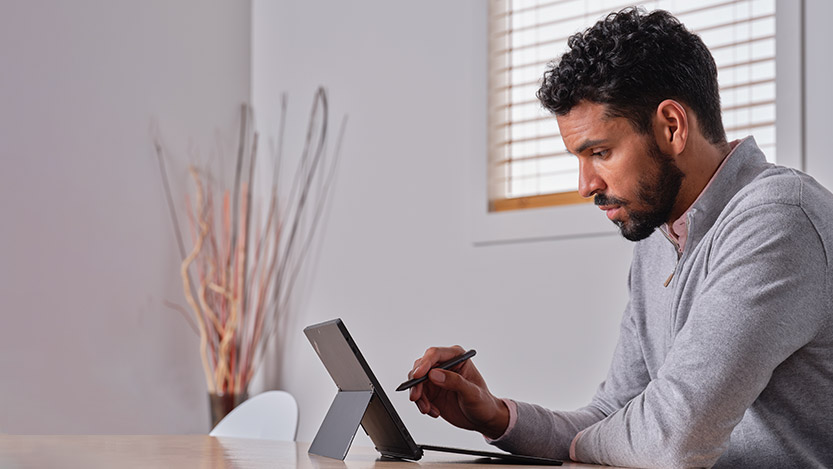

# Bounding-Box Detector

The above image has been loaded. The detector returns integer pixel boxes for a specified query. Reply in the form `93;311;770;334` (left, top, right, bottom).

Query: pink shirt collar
664;138;744;253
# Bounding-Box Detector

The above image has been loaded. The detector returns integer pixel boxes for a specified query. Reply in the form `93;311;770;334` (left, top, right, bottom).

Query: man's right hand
407;345;510;440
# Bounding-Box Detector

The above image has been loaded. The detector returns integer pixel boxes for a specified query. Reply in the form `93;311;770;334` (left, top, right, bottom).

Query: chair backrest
209;390;298;441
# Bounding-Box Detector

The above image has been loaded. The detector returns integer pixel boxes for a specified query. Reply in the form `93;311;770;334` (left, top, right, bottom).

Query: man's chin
613;219;657;242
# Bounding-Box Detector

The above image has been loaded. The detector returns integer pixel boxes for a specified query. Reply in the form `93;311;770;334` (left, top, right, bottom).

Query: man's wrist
482;397;510;440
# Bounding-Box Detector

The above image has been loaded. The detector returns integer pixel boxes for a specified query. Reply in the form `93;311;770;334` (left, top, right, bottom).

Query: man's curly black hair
537;7;726;145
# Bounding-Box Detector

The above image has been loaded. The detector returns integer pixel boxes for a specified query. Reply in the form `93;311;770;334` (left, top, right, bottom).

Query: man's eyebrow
574;139;608;155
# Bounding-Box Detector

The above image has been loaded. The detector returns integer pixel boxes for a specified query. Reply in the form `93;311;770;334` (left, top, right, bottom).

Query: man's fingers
409;358;421;379
428;405;440;418
409;382;422;402
417;394;434;415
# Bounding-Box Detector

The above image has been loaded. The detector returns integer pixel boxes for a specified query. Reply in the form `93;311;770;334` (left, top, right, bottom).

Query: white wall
0;0;250;433
251;0;630;450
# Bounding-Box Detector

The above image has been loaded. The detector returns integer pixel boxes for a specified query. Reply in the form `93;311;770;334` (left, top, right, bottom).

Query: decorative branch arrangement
154;88;345;396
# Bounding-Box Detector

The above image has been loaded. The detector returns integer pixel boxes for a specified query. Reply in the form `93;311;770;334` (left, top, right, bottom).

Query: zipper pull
659;226;681;288
664;271;674;287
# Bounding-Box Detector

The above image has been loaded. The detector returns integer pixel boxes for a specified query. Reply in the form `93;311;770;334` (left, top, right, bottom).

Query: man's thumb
429;369;473;394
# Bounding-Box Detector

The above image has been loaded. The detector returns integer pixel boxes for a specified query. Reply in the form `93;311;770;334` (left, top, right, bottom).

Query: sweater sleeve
573;203;830;468
489;266;653;460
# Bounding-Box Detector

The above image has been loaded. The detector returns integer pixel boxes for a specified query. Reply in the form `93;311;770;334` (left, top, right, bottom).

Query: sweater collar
680;136;770;253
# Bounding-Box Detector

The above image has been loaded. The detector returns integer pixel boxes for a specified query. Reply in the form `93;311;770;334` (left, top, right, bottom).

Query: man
407;8;833;468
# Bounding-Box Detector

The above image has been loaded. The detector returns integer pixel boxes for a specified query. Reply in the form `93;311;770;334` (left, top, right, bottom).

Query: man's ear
654;99;688;156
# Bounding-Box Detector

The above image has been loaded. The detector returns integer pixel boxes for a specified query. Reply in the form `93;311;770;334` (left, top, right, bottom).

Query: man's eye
591;150;609;158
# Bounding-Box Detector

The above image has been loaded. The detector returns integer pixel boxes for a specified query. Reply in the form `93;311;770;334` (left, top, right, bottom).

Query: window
488;0;777;212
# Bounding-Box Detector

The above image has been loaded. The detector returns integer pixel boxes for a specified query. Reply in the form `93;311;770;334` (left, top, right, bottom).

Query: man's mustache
595;193;628;206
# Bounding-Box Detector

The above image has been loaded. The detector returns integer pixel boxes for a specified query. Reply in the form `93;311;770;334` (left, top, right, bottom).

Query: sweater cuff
569;430;584;461
484;398;517;443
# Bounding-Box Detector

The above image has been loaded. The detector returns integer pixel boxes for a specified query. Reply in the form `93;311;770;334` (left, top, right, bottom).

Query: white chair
209;390;299;441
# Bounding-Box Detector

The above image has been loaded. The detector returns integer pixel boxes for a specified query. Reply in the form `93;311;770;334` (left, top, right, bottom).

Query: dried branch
181;167;215;394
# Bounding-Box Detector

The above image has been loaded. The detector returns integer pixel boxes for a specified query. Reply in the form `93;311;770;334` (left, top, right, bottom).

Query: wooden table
0;436;630;468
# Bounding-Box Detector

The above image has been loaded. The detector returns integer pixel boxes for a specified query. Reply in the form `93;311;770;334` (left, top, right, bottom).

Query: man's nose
578;159;606;198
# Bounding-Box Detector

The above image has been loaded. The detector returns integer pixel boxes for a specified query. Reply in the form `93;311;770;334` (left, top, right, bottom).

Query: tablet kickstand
308;390;374;460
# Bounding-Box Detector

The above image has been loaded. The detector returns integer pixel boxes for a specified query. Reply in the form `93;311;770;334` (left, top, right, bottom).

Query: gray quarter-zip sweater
490;137;833;468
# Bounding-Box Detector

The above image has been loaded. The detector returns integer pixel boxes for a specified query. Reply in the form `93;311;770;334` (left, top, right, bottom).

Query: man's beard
595;139;685;242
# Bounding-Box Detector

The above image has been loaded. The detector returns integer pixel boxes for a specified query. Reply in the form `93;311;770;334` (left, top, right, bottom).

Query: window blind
488;0;777;212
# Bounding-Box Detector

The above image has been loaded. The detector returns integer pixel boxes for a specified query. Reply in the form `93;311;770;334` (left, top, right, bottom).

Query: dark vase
208;390;249;430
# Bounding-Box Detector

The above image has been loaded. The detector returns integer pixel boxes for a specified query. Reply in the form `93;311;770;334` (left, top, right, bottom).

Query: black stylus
395;349;477;391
